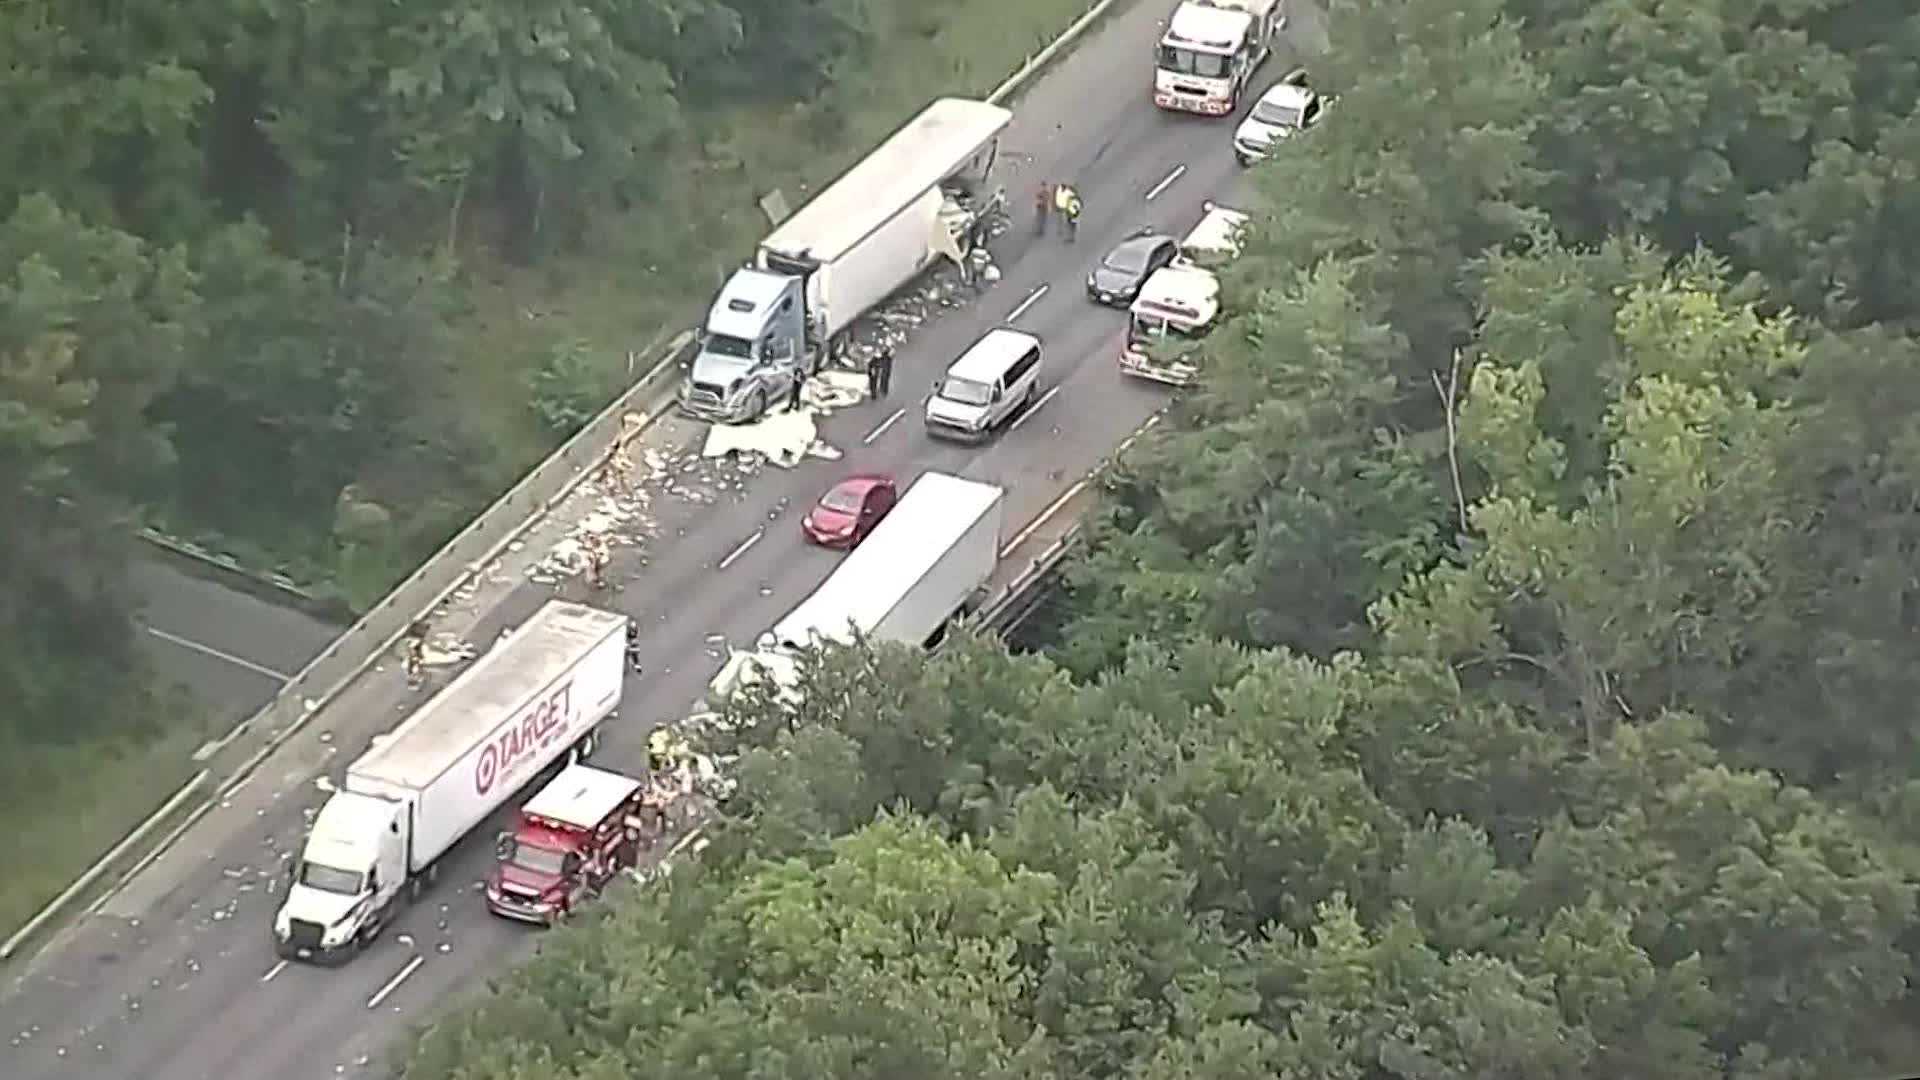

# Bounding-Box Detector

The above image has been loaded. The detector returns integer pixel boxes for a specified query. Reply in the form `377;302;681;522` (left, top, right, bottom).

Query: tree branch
1432;348;1470;534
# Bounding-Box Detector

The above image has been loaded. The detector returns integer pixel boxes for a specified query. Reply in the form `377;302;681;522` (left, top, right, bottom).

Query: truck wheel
573;727;598;761
748;388;767;421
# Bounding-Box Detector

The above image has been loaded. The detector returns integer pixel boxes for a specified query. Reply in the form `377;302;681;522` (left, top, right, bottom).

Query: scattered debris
699;370;867;466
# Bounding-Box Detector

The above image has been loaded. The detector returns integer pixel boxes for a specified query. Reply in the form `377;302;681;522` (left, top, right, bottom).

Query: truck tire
748;388;767;421
573;727;599;761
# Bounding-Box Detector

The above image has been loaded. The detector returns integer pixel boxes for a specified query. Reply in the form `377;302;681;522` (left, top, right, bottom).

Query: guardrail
2;0;1135;966
978;525;1083;631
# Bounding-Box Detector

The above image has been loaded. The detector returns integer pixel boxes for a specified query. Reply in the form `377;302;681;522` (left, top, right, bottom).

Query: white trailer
682;98;1014;424
273;600;626;963
757;98;1013;344
710;472;1006;701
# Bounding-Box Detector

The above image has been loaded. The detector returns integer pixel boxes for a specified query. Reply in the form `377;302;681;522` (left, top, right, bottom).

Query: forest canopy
396;0;1920;1078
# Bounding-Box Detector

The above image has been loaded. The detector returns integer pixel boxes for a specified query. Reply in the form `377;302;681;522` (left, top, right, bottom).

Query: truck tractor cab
681;269;809;424
1120;265;1222;387
273;791;405;962
486;764;645;925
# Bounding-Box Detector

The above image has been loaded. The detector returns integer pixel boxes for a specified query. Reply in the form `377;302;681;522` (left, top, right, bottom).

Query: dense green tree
0;195;193;742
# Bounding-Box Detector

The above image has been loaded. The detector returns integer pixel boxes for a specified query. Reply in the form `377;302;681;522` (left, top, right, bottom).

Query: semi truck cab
681;270;811;424
274;791;406;962
486;764;646;925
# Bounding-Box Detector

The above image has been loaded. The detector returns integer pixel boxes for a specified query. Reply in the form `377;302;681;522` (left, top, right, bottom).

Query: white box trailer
273;600;626;963
711;472;1005;702
756;97;1013;344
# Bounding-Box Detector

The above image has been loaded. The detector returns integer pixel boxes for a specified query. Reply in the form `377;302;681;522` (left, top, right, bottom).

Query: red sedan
801;474;898;549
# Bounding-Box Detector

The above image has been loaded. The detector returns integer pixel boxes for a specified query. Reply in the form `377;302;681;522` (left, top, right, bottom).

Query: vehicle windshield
1104;245;1154;274
820;485;866;513
703;333;753;359
1157;46;1232;79
939;377;994;407
1253;99;1306;128
298;862;365;896
507;843;568;877
1130;314;1206;342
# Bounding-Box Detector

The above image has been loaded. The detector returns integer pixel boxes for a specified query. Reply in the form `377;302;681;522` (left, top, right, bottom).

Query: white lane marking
366;954;424;1009
716;528;765;571
1115;413;1163;455
1002;479;1091;558
1007;385;1062;434
1007;284;1049;323
1146;164;1187;202
997;409;1162;558
862;407;906;445
144;625;292;682
261;960;288;983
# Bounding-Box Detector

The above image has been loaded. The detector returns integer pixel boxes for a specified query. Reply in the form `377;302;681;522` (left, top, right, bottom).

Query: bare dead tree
1432;347;1470;534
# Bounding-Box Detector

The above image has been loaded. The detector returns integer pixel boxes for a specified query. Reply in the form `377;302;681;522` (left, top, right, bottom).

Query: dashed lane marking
1007;284;1049;322
366;954;424;1010
716;528;765;572
1007;385;1062;434
863;407;906;445
1146;164;1187;202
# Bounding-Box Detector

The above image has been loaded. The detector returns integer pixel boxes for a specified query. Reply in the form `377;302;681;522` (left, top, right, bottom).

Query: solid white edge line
143;626;293;682
1007;385;1062;434
261;959;289;983
1145;163;1187;202
1007;284;1049;323
862;408;907;445
716;528;765;571
367;954;425;1009
1000;478;1091;559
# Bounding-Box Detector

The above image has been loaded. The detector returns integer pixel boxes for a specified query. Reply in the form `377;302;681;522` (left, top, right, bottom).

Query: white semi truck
1154;0;1286;116
1119;203;1249;386
709;471;1006;702
273;600;627;963
680;98;1013;424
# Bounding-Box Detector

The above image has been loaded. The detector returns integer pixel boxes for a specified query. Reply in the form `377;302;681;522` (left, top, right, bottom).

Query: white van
924;327;1043;442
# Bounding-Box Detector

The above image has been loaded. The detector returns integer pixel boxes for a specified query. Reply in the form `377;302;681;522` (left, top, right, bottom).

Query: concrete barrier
4;0;1137;963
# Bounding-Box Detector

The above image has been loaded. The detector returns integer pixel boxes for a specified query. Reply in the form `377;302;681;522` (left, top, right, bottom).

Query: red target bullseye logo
475;744;500;796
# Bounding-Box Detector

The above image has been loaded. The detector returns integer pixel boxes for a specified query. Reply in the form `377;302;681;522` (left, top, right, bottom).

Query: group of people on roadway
1033;180;1083;240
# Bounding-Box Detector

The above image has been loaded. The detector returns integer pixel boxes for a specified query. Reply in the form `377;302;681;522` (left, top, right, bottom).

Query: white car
1233;74;1322;166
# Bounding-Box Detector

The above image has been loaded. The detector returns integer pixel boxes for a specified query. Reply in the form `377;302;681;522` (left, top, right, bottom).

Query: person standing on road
867;347;893;399
625;622;643;674
786;370;805;412
1033;181;1052;235
1059;183;1082;243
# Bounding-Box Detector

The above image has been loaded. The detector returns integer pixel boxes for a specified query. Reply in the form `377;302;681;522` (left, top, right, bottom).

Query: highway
0;3;1325;1076
130;557;340;733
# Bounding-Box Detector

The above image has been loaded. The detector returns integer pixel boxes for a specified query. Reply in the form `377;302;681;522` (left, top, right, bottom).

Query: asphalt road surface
131;556;340;732
1;3;1326;1076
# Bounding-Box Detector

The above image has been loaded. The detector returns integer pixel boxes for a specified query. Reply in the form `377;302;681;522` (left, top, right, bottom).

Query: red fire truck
485;763;649;925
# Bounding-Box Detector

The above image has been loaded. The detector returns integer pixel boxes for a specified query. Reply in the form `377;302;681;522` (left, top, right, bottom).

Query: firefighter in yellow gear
647;727;687;774
1055;183;1082;241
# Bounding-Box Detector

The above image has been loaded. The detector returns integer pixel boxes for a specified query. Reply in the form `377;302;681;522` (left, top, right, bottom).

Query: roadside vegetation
0;0;1107;936
397;0;1920;1076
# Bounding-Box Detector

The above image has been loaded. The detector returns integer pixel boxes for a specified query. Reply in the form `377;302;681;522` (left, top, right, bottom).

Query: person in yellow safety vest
1056;184;1082;241
647;727;681;774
